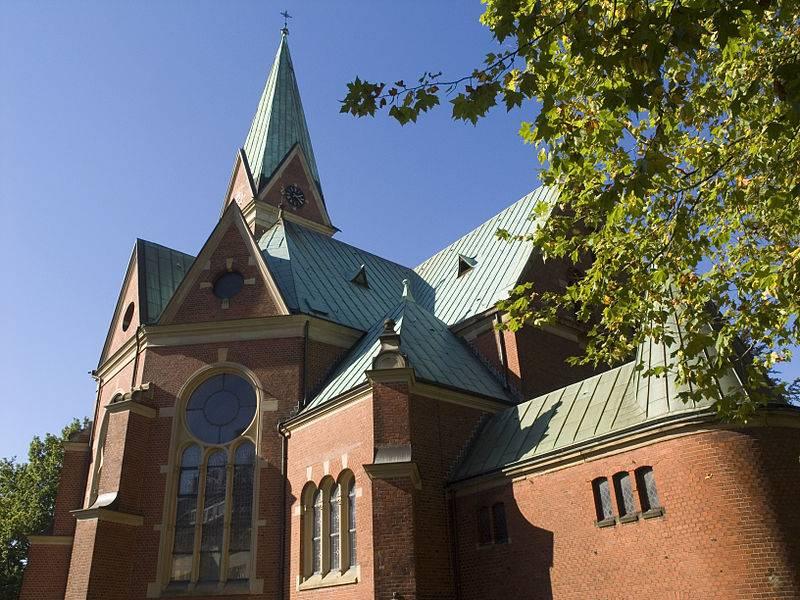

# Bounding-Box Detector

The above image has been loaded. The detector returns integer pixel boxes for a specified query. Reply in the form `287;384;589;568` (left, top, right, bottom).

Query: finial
402;279;414;302
280;10;292;34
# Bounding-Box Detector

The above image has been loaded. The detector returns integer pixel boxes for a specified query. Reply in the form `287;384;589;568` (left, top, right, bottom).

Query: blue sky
1;1;796;460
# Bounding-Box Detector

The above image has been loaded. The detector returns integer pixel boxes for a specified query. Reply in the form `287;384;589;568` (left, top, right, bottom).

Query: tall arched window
592;477;614;523
613;471;636;521
167;371;258;589
329;484;341;572
635;466;663;516
312;489;323;575
347;478;356;569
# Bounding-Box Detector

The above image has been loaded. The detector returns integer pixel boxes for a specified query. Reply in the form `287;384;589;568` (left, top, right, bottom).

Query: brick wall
19;543;74;599
454;426;800;599
259;152;326;227
286;394;375;600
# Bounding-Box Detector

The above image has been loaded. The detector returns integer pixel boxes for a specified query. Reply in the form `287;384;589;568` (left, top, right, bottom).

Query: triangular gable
159;203;289;325
98;244;142;366
256;144;334;232
222;148;258;214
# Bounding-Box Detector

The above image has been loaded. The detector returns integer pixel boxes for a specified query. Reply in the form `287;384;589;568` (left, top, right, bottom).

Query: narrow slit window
613;472;636;517
592;477;614;521
312;489;323;575
171;445;201;582
199;450;227;581
329;484;341;572
228;442;255;580
347;478;356;568
491;502;508;544
635;466;661;512
477;506;492;545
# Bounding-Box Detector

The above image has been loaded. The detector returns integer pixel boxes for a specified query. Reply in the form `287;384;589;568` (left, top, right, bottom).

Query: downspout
87;371;103;455
301;319;310;409
277;421;290;600
448;488;462;599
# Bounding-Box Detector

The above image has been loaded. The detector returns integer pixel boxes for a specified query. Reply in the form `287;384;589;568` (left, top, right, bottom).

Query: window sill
298;567;359;591
158;580;256;597
618;513;640;524
595;517;616;528
642;507;665;519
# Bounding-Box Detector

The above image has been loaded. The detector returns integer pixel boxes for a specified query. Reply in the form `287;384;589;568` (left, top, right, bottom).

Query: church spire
242;29;322;196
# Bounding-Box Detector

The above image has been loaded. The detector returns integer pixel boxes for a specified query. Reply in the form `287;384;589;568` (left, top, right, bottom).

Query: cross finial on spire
280;10;292;34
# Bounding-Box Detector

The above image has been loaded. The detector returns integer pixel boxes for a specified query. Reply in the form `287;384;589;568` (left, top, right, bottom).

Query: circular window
213;272;244;299
122;302;135;331
186;373;256;444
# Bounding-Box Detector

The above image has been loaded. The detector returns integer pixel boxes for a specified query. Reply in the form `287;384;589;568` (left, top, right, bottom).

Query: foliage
342;0;800;419
0;419;87;599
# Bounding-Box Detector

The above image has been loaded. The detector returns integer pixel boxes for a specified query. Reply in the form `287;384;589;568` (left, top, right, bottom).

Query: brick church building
20;29;800;600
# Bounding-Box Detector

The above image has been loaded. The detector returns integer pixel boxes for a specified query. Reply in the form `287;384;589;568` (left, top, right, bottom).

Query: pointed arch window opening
168;372;258;588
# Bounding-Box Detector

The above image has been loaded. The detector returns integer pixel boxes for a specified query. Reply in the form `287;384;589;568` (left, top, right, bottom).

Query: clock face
282;184;305;209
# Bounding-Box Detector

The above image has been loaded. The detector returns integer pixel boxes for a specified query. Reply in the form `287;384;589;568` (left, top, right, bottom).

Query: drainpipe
301;319;310;409
277;421;290;600
448;488;462;599
87;371;103;451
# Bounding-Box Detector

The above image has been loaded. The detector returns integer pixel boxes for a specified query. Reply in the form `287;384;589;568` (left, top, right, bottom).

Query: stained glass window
186;374;256;444
592;477;614;521
636;466;661;511
199;451;227;581
613;472;636;516
491;502;508;544
312;489;322;574
477;506;492;545
228;442;255;580
347;479;356;568
329;484;341;572
171;445;201;582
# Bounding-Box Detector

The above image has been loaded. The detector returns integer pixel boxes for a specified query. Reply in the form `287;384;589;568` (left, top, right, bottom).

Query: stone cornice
64;441;90;453
96;315;363;380
364;461;422;490
71;507;144;526
27;535;73;546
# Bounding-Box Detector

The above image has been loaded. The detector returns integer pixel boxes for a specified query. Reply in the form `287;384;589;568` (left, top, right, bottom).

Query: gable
223;149;257;213
256;145;333;231
159;205;288;325
98;246;141;365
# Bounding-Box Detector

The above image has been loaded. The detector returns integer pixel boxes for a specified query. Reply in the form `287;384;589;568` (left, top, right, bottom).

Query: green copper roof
308;296;513;410
137;239;195;324
243;32;321;193
453;332;747;482
413;186;556;326
259;220;432;331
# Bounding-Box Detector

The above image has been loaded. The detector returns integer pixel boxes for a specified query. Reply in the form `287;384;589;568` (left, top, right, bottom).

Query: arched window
168;372;258;589
229;442;255;580
329;484;341;572
312;489;323;575
347;478;356;568
635;466;663;516
592;477;614;523
171;445;201;582
300;471;358;585
613;471;637;521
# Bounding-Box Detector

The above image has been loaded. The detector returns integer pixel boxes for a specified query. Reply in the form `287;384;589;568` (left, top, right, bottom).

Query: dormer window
457;254;476;277
351;265;369;288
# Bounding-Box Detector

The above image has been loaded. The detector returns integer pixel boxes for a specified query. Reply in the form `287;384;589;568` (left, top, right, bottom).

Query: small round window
186;373;256;444
122;302;135;331
213;272;244;299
